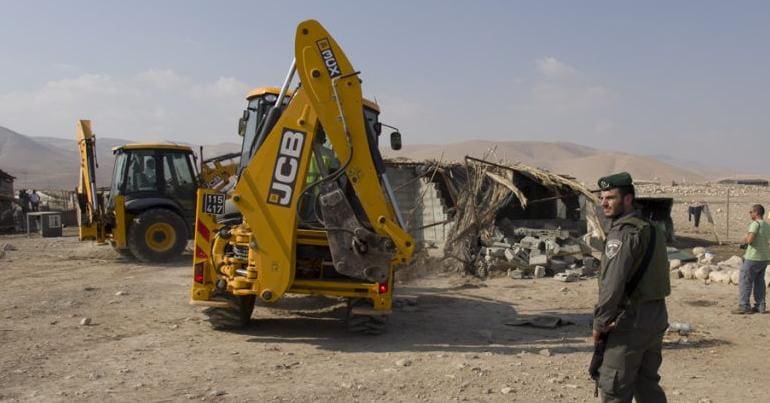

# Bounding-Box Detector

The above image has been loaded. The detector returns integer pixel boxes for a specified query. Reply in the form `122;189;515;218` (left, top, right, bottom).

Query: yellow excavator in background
75;122;239;262
190;19;414;333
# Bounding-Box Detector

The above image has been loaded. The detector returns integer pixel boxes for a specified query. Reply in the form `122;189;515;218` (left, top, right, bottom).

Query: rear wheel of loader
346;299;388;335
127;208;188;263
203;295;256;330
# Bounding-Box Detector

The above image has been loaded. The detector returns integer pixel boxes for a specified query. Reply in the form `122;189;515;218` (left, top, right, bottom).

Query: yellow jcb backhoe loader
190;19;414;334
75;121;234;262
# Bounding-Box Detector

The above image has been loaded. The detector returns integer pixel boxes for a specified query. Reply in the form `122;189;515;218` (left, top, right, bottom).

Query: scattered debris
554;272;578;282
538;348;552;357
115;291;127;296
79;317;92;326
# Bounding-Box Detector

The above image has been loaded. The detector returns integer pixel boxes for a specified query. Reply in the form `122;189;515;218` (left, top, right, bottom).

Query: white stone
670;269;683;280
554;272;577;282
694;265;713;280
529;254;548;266
692;247;706;257
729;269;740;285
719;255;743;270
80;317;91;326
501;387;514;394
533;266;546;278
539;348;552;357
679;263;697;280
709;271;730;284
395;359;412;367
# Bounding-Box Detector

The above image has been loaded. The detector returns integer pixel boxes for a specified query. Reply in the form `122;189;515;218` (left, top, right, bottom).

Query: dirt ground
2;184;770;403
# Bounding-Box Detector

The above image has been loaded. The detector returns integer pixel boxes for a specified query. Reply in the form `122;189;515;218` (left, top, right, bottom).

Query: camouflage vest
600;214;671;303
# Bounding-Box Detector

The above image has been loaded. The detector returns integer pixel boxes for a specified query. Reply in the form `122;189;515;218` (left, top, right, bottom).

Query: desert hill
0;125;748;189
383;140;715;184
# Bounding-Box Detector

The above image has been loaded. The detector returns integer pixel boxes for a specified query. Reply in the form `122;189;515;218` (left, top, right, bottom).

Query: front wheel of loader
346;299;388;335
203;295;256;330
127;208;188;263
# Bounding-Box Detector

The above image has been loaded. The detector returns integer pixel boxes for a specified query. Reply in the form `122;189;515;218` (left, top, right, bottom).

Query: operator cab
110;144;198;225
237;87;400;174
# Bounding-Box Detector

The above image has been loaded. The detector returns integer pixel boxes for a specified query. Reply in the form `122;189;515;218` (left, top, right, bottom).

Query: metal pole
726;188;730;243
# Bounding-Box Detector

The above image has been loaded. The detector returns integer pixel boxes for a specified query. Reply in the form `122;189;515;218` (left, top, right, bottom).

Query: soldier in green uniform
593;172;671;403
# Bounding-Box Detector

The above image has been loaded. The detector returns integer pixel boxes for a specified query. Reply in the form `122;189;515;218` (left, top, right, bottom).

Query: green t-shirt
744;220;770;261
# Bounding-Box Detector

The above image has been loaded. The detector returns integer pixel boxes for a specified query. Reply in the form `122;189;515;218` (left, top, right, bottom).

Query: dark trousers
598;300;668;403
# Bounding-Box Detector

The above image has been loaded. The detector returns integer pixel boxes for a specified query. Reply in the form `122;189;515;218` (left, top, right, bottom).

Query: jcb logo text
268;129;306;207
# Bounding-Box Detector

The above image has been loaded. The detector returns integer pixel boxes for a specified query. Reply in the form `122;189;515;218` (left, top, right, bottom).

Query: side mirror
390;131;402;150
237;110;249;137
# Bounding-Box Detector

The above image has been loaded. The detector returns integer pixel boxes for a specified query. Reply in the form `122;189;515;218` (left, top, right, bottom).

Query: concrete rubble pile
476;222;600;281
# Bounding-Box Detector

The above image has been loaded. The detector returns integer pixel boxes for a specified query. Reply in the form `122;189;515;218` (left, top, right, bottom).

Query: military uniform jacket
593;210;670;333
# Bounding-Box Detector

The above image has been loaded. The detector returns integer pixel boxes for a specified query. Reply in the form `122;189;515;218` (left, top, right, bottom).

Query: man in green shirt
734;204;770;314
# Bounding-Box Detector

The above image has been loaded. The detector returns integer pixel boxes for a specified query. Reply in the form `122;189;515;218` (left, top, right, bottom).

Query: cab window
125;151;158;193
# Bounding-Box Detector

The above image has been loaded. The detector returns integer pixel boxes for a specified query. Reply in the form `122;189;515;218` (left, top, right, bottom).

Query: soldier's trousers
598;327;667;403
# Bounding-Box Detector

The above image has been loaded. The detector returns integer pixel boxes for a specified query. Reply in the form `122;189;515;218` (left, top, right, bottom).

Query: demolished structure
385;157;605;278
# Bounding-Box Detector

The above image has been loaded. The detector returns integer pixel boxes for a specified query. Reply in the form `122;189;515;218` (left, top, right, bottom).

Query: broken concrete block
544;239;560;256
529;254;548;266
504;248;516;262
519;236;540;250
533;266;546;278
487;247;507;258
729;269;740;285
548;259;568;274
670;269;683;279
554;272;577;282
508;269;526;279
559;244;582;255
565;268;584;277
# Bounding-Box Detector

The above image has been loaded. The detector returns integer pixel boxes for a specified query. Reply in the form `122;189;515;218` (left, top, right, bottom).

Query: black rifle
589;333;608;397
589;226;657;398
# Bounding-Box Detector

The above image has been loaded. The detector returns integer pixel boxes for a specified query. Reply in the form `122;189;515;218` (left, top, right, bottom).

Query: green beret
597;172;633;190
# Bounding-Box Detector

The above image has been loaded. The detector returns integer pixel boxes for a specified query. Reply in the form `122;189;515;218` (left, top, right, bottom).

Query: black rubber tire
203;295;256;330
346;299;388;335
127;208;188;263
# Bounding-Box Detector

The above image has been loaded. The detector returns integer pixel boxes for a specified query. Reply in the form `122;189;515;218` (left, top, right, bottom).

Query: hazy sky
1;1;769;172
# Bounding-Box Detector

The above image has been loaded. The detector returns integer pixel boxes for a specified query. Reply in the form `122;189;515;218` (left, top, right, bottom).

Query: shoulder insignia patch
605;239;623;259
